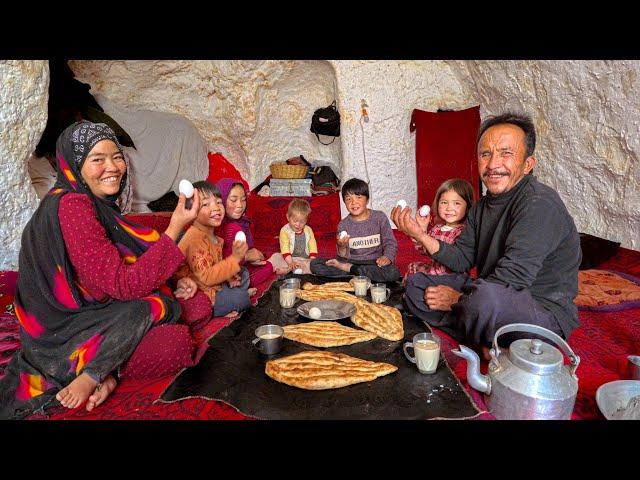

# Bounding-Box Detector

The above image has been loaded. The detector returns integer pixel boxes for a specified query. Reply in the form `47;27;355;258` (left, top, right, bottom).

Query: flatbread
351;299;404;341
302;281;354;292
265;351;397;390
283;321;377;347
297;289;358;304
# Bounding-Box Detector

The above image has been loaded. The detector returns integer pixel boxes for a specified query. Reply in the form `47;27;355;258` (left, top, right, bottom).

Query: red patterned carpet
2;231;640;420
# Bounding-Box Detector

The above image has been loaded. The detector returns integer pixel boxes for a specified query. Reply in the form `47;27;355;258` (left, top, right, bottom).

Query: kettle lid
509;339;563;375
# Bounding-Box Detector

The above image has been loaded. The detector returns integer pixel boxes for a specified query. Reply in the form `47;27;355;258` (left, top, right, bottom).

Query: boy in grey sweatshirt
310;178;401;283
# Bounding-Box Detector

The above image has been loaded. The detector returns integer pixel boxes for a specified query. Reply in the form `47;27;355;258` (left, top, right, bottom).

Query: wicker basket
269;162;309;179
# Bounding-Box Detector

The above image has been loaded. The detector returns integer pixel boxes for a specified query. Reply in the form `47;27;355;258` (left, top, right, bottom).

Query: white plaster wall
447;60;640;250
0;61;48;270
329;61;474;219
69;60;342;188
70;60;476;222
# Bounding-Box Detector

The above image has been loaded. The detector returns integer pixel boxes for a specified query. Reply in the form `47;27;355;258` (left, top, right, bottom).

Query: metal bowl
595;380;640;420
297;300;357;321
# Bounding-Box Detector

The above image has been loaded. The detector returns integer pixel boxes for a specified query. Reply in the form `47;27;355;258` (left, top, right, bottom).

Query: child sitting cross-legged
310;178;401;283
174;181;252;318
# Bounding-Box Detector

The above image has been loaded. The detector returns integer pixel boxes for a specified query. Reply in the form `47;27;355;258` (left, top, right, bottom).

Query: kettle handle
493;323;580;377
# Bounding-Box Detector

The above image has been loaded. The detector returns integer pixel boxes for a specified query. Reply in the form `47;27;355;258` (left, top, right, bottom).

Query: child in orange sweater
174;181;252;318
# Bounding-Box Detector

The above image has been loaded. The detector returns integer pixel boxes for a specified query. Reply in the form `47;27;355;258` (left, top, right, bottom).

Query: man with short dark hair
392;113;581;357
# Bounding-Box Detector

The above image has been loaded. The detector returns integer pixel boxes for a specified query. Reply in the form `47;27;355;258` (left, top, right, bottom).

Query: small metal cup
627;355;640;380
253;325;284;355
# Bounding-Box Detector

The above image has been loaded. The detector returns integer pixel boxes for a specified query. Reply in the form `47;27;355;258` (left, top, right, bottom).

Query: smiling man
392;113;582;356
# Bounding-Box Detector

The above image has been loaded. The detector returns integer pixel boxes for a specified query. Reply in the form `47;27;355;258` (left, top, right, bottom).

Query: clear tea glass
403;332;441;374
352;275;370;297
279;279;299;308
370;283;390;303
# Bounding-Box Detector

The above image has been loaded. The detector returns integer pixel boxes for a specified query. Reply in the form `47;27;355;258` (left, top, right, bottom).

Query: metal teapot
452;323;580;420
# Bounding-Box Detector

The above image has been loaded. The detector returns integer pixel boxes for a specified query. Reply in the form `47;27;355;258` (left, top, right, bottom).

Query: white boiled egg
234;231;247;243
309;307;322;319
178;179;194;198
396;199;408;210
419;205;431;217
293;268;303;275
339;230;348;239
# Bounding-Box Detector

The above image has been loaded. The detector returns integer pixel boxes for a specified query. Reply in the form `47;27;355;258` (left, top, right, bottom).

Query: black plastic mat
160;275;480;420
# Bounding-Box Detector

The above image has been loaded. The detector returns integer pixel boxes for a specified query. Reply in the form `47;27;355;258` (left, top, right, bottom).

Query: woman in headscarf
0;121;200;419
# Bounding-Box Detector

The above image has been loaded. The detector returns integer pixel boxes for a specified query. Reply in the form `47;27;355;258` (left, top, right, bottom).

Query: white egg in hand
178;179;194;199
396;199;408;210
293;268;303;275
419;205;431;217
234;231;247;243
309;307;322;319
339;230;348;239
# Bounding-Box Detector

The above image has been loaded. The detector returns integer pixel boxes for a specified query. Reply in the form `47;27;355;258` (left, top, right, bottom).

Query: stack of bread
264;281;405;390
295;282;403;341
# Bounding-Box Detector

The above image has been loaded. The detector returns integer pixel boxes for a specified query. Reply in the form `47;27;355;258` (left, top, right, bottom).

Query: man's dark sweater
432;174;582;338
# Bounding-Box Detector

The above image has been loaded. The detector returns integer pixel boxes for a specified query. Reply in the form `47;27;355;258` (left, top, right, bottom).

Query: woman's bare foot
86;375;117;412
325;258;352;273
55;372;99;409
224;310;239;318
248;287;258;297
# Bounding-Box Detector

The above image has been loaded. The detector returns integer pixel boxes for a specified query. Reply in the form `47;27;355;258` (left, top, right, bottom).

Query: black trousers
404;272;564;347
310;257;401;283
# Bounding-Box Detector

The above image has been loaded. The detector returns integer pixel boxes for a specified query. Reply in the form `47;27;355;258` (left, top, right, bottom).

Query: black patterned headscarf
0;121;180;419
52;121;152;256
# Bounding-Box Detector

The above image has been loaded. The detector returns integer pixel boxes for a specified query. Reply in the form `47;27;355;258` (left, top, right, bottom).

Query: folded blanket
575;269;640;309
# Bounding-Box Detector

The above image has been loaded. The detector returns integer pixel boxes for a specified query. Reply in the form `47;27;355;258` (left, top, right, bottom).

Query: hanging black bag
310;100;341;145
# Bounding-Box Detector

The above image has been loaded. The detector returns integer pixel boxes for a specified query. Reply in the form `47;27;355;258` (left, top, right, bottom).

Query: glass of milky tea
279;278;300;308
403;332;441;374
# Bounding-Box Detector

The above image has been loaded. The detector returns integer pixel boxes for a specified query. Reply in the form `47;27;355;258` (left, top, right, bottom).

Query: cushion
579;233;621;270
575;269;640;309
0;271;18;315
206;152;249;192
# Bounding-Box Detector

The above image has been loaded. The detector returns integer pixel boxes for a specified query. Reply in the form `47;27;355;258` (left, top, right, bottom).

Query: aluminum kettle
452;323;580;420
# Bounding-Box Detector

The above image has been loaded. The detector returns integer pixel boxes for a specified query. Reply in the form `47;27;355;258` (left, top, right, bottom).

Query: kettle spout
452;345;491;394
